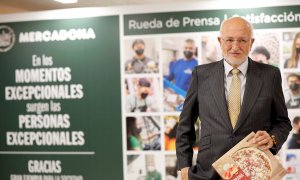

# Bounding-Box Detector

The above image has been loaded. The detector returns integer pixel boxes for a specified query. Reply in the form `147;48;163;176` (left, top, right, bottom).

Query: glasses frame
220;37;253;46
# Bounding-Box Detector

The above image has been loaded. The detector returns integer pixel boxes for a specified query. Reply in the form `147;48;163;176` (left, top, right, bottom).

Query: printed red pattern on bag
231;147;271;180
223;165;249;180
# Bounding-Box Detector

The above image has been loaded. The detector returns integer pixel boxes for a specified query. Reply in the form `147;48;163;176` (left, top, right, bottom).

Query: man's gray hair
219;17;254;38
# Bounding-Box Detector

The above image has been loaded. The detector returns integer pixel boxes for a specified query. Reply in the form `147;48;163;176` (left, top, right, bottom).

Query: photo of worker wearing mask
125;77;160;113
284;73;300;109
162;37;199;112
124;38;159;74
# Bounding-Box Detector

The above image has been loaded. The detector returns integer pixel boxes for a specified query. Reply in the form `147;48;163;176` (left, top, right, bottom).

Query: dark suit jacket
176;59;292;180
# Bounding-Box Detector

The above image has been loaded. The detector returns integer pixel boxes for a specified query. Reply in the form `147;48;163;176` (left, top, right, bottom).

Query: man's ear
217;37;222;46
249;38;255;50
250;38;255;46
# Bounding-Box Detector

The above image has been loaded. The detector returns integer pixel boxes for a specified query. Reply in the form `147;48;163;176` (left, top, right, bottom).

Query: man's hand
180;167;189;180
252;130;273;151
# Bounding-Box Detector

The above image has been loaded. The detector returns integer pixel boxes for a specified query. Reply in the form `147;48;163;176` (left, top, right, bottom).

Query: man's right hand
180;167;189;180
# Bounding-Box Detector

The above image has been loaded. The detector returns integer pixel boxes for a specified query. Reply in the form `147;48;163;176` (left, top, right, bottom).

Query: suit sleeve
268;68;292;154
176;68;199;169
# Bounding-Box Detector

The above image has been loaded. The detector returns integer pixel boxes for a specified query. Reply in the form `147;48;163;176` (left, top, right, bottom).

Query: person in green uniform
126;116;143;150
146;162;162;180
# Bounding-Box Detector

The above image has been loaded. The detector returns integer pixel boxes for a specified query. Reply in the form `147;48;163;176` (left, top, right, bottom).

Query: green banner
124;5;300;35
0;15;123;180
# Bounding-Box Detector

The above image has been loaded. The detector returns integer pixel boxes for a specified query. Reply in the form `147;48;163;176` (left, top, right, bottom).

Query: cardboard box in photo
212;132;286;180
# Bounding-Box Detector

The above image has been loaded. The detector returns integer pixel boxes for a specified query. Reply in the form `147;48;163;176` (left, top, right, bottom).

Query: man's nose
231;42;240;50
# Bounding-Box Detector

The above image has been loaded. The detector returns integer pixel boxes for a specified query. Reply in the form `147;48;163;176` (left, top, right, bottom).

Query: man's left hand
252;131;273;151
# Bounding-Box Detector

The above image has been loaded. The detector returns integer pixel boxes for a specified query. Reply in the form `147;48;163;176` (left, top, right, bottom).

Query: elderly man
176;17;291;180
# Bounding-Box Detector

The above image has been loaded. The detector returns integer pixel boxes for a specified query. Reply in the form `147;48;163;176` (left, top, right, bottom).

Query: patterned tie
228;68;241;128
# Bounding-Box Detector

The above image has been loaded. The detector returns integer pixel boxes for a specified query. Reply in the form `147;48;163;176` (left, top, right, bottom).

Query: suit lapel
233;59;262;133
209;60;232;130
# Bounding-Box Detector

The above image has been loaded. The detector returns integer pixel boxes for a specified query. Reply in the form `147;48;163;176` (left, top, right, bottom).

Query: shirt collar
224;58;248;76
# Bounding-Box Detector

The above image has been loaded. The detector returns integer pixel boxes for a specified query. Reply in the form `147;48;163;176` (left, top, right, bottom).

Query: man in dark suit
176;17;292;180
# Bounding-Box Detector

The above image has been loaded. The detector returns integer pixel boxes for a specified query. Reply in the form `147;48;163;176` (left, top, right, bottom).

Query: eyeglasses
220;38;252;46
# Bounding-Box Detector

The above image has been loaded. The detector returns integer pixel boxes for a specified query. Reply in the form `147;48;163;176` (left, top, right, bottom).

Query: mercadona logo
0;25;15;52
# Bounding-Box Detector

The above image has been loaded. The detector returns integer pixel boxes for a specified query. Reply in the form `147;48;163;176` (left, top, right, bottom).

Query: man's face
183;42;196;59
287;75;300;92
287;76;300;86
138;86;150;98
184;42;195;53
297;121;300;130
218;18;255;67
293;121;300;131
133;43;145;55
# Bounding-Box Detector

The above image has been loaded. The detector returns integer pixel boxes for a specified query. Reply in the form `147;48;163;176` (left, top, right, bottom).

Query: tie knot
231;68;240;75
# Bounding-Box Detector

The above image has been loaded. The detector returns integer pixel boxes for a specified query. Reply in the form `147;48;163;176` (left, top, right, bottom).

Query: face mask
296;47;300;54
184;51;193;59
138;105;147;112
289;83;300;91
135;49;144;55
141;92;148;99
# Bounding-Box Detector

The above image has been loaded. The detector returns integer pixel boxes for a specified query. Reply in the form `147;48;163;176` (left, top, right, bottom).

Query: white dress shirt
224;59;248;105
